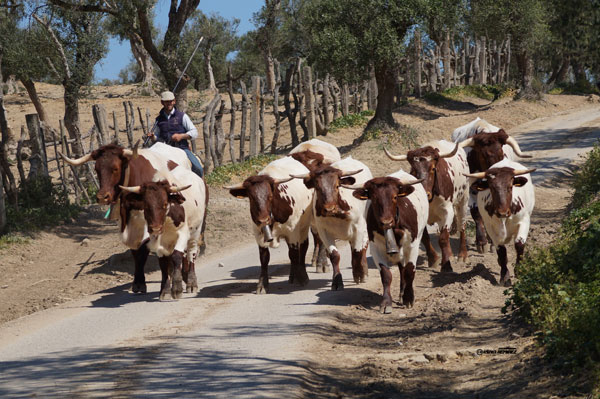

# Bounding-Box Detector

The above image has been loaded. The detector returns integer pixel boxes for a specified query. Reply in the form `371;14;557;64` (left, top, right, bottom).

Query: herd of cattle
60;117;536;314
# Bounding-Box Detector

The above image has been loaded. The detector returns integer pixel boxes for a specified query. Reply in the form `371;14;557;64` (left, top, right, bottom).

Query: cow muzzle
261;225;273;242
97;191;112;205
384;228;399;255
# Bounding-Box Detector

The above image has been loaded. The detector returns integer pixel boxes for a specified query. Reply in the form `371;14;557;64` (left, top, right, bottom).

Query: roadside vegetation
507;141;600;394
205;154;278;186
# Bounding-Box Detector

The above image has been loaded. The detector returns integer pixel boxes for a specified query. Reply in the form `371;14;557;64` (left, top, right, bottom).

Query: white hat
160;91;175;101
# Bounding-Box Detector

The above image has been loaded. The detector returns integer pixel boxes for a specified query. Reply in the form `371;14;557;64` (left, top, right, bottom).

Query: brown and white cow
385;140;469;272
465;159;536;286
291;156;373;290
120;165;207;299
349;170;429;313
288;138;342;273
226;157;314;294
60;142;193;294
458;130;532;252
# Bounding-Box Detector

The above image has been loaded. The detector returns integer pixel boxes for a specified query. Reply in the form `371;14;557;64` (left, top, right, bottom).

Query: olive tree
303;0;422;129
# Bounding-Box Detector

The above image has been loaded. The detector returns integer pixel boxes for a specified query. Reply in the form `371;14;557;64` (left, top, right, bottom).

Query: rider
148;91;204;178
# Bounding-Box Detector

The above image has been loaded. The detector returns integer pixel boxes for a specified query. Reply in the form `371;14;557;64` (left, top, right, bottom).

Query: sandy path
0;106;599;398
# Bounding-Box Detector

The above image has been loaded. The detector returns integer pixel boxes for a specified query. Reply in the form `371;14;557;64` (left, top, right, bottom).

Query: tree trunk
516;52;535;97
0;94;17;205
303;66;316;139
366;66;397;130
227;64;237;163
129;33;154;87
249;76;260;156
442;30;451;90
264;50;276;93
21;78;49;126
240;81;248;161
283;63;299;147
204;49;217;92
415;30;422;98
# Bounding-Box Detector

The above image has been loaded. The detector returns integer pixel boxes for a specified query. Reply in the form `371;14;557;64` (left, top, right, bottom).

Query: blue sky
94;0;264;82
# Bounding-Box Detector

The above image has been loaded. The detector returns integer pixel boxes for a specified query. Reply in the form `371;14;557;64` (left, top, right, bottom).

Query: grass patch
364;125;420;149
205;154;278;186
329;110;374;133
0;233;30;250
505;141;600;392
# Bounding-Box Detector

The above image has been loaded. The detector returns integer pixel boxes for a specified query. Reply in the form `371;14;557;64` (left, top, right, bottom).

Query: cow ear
340;176;356;186
303;177;314;189
513;176;528;187
229;188;248;199
168;192;186;205
352;189;369;200
472;180;489;191
396;185;415;198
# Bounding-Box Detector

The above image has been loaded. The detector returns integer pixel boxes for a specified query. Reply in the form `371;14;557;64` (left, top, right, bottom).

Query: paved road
1;106;599;398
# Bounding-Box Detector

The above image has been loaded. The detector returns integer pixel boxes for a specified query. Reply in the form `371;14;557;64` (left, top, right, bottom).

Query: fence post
25;113;48;176
112;111;119;144
303;65;316;139
92;104;108;145
249;76;260;156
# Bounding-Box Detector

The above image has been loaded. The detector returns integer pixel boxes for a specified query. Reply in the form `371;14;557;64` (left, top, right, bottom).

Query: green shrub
329;110;374;133
507;141;600;384
5;176;81;233
205;154;278;186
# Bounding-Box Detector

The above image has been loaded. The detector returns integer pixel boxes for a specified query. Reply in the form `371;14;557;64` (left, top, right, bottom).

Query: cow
288;138;342;273
348;170;428;313
465;159;536;286
291;156;373;290
453;118;532;253
384;140;469;272
225;157;314;294
59;142;194;294
119;165;207;299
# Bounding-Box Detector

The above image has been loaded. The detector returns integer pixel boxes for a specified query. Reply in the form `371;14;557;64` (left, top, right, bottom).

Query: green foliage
426;84;516;103
507;142;600;384
205;154;278;186
0;234;29;250
552;80;600;95
329;110;374;133
5;177;81;233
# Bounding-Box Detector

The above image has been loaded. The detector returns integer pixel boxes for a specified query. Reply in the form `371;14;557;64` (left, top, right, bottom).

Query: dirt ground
1;83;599;396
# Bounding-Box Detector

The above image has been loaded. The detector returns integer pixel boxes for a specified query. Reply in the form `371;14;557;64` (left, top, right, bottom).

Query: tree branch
46;0;116;15
33;14;70;79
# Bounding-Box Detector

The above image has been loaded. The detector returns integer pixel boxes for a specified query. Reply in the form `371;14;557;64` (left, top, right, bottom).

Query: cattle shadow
197;262;330;299
431;263;498;288
52;205;117;241
83;250;161;276
517;127;600;153
87;282;161;309
313;286;381;308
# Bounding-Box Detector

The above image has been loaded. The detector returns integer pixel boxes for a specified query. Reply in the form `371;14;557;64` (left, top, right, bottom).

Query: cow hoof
331;273;344;291
441;263;453;273
428;257;441;268
256;286;268;294
186;284;198;294
380;305;392;314
476;244;486;254
500;276;512;287
315;264;330;273
159;291;170;301
132;282;147;294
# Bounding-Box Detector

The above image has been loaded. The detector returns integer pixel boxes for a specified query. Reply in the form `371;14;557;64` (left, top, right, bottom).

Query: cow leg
330;248;344;291
131;241;149;294
421;229;440;268
514;239;526;278
458;228;468;262
289;239;309;286
439;228;453;272
311;231;330;273
158;256;172;301
257;246;270;294
401;262;416;308
183;256;198;294
471;206;488;254
170;250;184;299
497;245;511;286
379;265;393;314
351;246;368;284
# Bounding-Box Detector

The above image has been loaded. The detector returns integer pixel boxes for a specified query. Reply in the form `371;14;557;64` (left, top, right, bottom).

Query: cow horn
119;185;142;193
341;169;363;177
273;176;294;185
439;143;459;158
513;168;536;176
169;184;192;193
59;151;93;166
398;177;424;186
458;137;474;148
340;184;364;190
506;136;532;158
289;173;310;179
122;140;140;159
223;182;244;190
464;172;487;179
384;147;408;161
